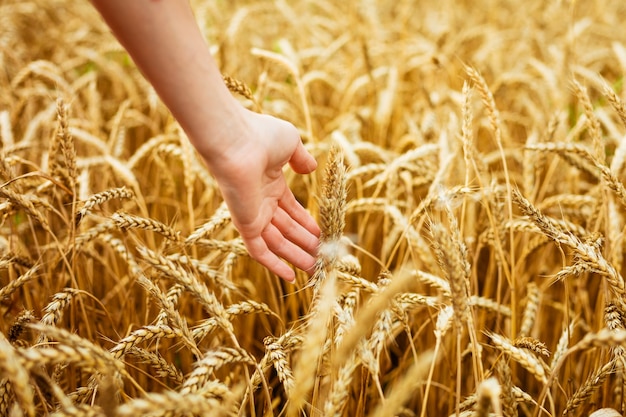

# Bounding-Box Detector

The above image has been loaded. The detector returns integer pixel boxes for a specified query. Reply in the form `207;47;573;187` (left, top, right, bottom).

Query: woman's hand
203;108;320;282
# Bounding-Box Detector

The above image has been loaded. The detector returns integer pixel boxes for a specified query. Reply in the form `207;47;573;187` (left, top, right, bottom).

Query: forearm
91;0;242;162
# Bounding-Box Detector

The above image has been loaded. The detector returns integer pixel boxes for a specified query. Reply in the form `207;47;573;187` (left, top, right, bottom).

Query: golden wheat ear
222;74;260;111
307;145;348;290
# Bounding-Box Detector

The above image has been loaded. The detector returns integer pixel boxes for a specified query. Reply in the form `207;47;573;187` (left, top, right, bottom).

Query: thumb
289;141;317;174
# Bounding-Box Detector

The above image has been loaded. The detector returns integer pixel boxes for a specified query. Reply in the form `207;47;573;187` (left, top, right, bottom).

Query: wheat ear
602;80;626;129
513;336;550;357
572;80;604;163
110;325;184;360
136;246;232;334
519;282;540;337
0;333;34;417
112;212;182;242
8;310;35;345
56;98;77;190
310;145;348;288
563;360;617;416
496;359;517;417
114;386;233;417
75;187;134;224
179;347;254;395
127;347;183;385
26;324;126;376
487;332;548;384
605;302;626;370
513;188;626;307
222;74;259;109
0;379;12;417
185;201;231;245
0;265;39;302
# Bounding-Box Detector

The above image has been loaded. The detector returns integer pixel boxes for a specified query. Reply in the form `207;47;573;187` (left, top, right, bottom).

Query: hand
90;0;320;281
203;108;320;282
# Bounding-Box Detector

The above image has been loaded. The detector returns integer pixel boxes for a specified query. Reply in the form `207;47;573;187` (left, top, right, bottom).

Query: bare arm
91;0;320;282
91;0;239;159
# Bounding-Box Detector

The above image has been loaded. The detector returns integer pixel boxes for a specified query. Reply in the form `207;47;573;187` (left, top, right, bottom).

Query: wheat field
2;0;626;416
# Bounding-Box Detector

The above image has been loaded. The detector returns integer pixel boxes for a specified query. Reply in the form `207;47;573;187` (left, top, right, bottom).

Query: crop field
2;0;626;416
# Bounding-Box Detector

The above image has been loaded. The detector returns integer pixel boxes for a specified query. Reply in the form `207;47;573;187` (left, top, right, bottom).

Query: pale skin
91;0;321;282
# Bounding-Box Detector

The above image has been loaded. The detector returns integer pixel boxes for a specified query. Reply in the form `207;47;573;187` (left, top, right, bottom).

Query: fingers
262;222;316;272
245;235;297;282
289;141;317;174
244;194;319;282
279;189;321;238
271;206;319;255
245;221;317;283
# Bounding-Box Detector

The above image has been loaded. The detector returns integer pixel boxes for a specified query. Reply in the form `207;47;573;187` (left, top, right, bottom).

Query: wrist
189;101;257;175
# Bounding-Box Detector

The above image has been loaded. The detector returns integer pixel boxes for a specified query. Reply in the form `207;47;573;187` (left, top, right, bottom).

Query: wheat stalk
602;80;626;129
132;275;200;358
0;187;51;233
605;302;626;371
165;252;237;294
368;350;434;417
288;273;337;416
39;288;80;329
